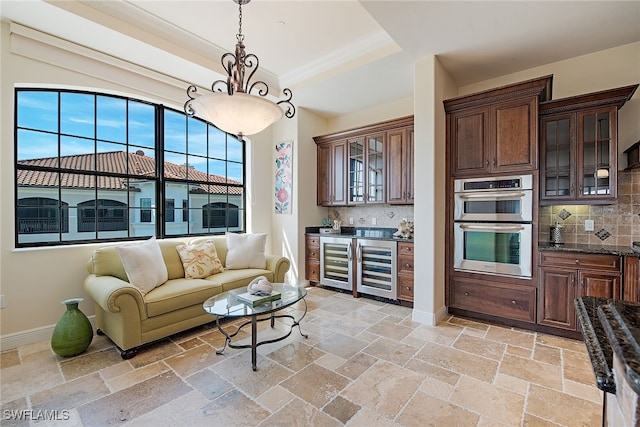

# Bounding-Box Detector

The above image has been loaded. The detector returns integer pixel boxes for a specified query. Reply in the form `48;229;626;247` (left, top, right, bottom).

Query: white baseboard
411;305;448;326
1;316;96;352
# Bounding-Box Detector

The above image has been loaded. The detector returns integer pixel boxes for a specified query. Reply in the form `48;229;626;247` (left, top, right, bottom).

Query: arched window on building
78;199;128;232
17;197;68;234
203;202;239;229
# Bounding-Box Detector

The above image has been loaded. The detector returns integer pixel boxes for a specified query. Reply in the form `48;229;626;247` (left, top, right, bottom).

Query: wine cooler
320;236;353;291
356;239;397;300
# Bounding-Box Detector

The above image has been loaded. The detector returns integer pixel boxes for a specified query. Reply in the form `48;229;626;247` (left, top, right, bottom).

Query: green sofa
83;235;290;358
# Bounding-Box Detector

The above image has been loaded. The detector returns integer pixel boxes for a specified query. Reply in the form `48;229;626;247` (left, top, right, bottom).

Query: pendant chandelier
184;0;295;138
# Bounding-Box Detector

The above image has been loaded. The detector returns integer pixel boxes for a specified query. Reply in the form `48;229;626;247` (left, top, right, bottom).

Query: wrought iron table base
215;299;308;371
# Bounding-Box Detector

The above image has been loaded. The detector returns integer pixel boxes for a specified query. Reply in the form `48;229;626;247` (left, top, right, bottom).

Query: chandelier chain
237;3;244;43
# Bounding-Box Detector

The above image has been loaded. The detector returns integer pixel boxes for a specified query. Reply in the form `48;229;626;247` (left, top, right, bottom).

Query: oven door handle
459;224;526;232
457;191;526;199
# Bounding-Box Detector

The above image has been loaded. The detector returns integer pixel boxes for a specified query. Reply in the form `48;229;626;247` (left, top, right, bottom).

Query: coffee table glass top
203;283;307;318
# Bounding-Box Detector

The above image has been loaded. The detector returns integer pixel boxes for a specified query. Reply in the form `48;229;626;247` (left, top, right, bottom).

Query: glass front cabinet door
577;108;616;199
347;134;385;204
539;85;638;205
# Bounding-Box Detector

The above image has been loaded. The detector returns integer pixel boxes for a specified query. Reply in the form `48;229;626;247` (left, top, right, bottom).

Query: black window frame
14;88;247;248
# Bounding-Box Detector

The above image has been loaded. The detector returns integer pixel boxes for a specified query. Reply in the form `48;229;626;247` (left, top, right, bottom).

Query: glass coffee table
203;283;308;371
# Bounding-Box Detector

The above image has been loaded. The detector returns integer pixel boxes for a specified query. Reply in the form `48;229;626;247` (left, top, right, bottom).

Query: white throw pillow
176;240;224;279
116;237;168;295
225;233;267;269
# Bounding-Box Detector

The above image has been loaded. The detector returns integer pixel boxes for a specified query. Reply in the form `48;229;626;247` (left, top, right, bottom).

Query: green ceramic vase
51;298;93;357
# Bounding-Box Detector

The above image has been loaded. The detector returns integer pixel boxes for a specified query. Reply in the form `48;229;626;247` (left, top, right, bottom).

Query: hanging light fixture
184;0;295;137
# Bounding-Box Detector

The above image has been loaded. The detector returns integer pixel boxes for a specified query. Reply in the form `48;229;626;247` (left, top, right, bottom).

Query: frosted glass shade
191;92;284;136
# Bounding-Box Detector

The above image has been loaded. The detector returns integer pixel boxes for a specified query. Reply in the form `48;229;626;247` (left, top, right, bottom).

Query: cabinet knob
405;286;411;290
405;263;412;268
511;300;517;305
464;292;470;296
575;259;579;264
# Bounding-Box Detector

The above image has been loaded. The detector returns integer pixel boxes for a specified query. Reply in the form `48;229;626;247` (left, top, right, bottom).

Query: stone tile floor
1;286;603;426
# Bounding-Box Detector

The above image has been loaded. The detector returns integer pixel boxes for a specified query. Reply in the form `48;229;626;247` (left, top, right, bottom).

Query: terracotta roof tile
17;151;242;195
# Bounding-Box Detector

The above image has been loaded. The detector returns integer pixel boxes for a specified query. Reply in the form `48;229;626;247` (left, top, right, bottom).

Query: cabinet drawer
398;242;414;256
539;251;620;271
306;260;320;283
398;275;414;301
398;256;414;273
306;235;320;248
450;278;536;323
305;245;320;261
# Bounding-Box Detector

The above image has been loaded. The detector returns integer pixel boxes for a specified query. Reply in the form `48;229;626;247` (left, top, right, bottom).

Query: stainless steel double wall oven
453;174;534;278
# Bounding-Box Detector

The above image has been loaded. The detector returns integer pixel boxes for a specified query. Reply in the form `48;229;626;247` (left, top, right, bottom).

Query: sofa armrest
83;274;146;317
265;255;290;283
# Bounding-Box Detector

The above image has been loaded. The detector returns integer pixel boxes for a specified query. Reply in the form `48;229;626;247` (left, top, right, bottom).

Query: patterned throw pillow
176;240;224;279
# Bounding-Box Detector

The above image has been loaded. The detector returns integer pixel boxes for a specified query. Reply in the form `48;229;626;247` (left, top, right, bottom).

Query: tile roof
17;151;243;195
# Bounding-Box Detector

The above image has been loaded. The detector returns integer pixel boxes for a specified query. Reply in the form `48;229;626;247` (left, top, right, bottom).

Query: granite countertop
598;300;640;395
575;296;617;393
575;296;640;395
539;242;639;257
306;226;414;242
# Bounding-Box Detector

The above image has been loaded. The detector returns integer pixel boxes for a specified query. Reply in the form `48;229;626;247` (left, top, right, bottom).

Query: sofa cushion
176;240;224;279
207;269;275;292
144;278;223;317
117;237;168;295
225;233;267;269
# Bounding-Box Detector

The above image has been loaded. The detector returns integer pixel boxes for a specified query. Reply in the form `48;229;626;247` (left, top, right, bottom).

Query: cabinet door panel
367;134;385;203
317;144;332;206
386;129;405;204
492;98;537;172
451;107;490;176
580;270;621;300
538;267;577;330
577;107;617;201
332;142;347;205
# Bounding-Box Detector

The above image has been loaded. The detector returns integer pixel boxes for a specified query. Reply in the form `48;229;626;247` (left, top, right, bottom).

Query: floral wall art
274;141;293;215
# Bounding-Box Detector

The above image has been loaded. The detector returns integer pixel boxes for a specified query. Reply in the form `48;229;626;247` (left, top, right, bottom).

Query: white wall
0;22;278;349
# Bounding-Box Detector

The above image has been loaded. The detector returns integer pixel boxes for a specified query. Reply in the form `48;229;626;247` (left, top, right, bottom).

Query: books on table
236;291;282;307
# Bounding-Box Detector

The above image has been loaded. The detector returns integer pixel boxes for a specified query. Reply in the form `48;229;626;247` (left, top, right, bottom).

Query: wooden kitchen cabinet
397;241;414;304
450;277;536;323
538;250;622;331
539;85;638;205
317;140;347;206
314;116;413;206
305;235;320;284
444;75;552;177
387;127;414;204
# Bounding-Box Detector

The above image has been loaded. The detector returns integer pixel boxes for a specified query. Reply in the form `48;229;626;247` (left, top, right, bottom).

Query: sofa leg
96;329;105;336
120;348;138;360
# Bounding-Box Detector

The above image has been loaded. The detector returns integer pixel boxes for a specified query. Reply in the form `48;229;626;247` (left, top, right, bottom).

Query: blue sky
16;90;243;182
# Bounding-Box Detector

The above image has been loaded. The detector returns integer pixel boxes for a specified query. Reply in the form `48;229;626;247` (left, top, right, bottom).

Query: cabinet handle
486;159;490;167
493;158;496;167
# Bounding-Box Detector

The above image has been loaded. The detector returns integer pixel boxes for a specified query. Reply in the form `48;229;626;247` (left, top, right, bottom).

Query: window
182;199;189;222
15;89;246;247
18;197;69;234
141;198;151;223
203;202;240;229
165;199;175;222
78;199;127;232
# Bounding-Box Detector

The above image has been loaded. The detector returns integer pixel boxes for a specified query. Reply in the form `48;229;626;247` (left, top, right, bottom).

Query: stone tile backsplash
326;205;414;230
539;169;640;247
